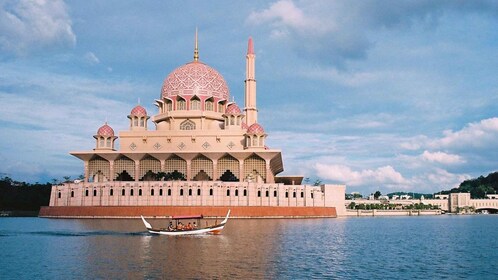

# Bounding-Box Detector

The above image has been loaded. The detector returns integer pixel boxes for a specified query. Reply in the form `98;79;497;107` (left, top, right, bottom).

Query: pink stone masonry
247;123;265;134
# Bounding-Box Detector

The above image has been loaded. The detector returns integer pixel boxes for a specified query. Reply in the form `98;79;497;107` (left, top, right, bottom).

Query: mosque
40;33;346;218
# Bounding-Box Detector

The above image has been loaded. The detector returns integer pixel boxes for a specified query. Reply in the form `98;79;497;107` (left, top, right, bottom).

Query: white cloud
429;117;498;149
0;0;76;55
421;150;464;164
314;163;407;187
247;0;498;66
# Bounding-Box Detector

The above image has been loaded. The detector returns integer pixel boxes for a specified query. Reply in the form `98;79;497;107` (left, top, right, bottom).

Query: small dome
130;105;147;117
225;103;241;115
247;123;265;134
97;123;114;137
242;122;249;129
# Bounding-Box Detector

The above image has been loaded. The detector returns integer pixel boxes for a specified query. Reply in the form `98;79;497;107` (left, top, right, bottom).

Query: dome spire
194;27;199;62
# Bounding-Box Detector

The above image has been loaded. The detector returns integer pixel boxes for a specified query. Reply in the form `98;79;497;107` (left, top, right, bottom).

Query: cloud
247;0;498;67
421;151;464;164
429;117;498;150
314;163;407;187
0;0;76;56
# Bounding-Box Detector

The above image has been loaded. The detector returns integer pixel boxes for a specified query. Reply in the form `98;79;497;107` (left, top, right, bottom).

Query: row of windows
164;99;224;113
61;189;312;199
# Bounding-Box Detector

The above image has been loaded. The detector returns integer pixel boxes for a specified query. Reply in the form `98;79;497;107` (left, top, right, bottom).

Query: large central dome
161;61;230;100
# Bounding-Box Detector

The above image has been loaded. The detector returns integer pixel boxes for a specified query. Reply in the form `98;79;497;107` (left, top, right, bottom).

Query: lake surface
1;215;497;279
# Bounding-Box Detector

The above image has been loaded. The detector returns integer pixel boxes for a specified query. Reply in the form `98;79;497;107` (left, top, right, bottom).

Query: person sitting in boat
177;222;184;230
186;222;192;230
193;222;197;229
168;222;174;231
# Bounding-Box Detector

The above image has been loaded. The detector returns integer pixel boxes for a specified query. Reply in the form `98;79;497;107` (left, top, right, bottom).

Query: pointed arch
190;96;201;110
244;154;266;182
218;154;239;181
88;156;110;182
139;155;161;181
164;155;187;180
114;155;135;181
192;154;213;181
180;119;196;130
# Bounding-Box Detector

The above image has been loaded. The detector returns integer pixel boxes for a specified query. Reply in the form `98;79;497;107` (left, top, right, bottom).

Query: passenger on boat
187;222;192;230
177;222;184;230
193;222;197;229
168;222;174;231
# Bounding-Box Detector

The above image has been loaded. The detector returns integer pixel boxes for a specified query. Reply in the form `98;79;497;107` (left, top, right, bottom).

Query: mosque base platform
39;206;337;218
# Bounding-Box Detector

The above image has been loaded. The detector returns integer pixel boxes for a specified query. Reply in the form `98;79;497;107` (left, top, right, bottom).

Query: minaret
244;37;257;126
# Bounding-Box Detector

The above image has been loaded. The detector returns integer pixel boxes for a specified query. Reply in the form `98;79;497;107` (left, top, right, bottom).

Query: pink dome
247;123;265;134
242;122;248;129
130;105;147;117
97;123;114;137
225;103;241;115
161;62;229;100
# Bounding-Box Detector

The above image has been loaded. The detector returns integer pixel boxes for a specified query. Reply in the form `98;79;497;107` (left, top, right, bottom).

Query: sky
0;0;497;195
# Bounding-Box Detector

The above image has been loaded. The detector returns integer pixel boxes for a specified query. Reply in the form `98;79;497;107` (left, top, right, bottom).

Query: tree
313;179;322;186
374;190;381;199
63;176;71;183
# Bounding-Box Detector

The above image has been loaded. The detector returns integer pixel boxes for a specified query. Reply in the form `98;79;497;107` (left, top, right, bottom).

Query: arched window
301;191;304;198
71;191;74;198
188;189;192;196
266;190;269;197
258;190;261;197
122;189;125;196
130;189;134;196
168;189;171;196
218;102;224;113
93;189;97;196
133;118;138;126
252;137;258;146
139;189;142;196
285;191;288;198
166;100;172;111
151;189;155;196
58;192;61;198
110;189;114;196
243;189;247;196
274;190;277;197
227;189;230;196
197;189;201;196
99;138;104;147
230;116;235;125
190;97;200;110
235;189;239;196
85;189;89;196
205;99;213;111
180;120;196;130
159;189;163;196
177;99;186;110
180;189;184;196
140;118;145;127
209;188;213;196
293;191;296;198
106;138;111;147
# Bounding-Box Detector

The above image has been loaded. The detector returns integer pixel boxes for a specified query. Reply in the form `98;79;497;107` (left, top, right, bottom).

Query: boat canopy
171;214;203;220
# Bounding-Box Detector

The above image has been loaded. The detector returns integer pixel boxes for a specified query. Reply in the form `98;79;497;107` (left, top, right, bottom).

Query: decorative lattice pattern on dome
247;123;265;134
225;103;241;115
130;105;147;117
161;62;229;100
97;124;114;137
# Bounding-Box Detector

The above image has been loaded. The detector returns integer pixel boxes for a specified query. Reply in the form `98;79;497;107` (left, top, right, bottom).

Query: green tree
374;190;381;199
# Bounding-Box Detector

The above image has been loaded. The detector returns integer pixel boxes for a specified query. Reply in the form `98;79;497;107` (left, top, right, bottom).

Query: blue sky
1;0;497;195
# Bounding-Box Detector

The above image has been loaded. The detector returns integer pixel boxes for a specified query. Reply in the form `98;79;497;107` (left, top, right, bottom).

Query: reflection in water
1;216;498;279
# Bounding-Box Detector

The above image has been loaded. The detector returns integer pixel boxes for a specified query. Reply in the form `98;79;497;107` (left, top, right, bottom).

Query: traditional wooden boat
141;210;230;236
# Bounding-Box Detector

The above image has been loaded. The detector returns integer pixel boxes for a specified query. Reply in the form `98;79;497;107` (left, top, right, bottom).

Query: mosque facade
40;35;346;218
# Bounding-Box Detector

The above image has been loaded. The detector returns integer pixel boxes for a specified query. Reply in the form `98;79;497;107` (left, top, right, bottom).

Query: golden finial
194;27;199;62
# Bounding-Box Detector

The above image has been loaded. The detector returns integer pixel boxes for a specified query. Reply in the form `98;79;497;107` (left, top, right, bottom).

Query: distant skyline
1;0;497;194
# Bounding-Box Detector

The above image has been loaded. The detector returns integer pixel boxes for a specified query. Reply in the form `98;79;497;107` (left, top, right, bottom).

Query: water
1;216;497;279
